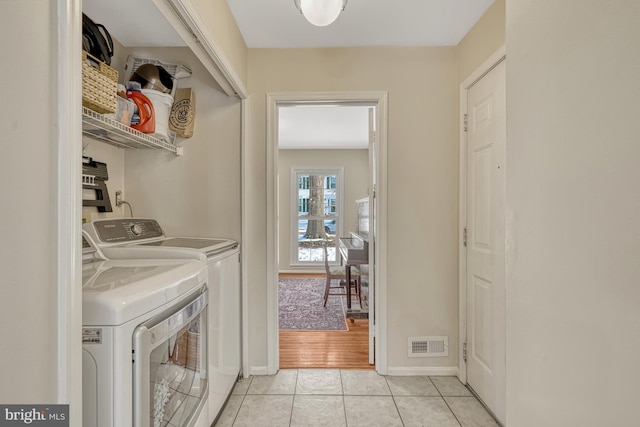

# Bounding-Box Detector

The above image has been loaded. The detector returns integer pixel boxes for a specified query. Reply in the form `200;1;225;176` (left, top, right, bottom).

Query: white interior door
465;59;506;424
368;107;376;365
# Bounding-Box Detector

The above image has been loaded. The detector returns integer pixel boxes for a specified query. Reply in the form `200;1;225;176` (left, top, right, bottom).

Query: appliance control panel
89;218;164;243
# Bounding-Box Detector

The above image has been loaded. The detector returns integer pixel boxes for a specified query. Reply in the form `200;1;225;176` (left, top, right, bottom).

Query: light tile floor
214;369;500;427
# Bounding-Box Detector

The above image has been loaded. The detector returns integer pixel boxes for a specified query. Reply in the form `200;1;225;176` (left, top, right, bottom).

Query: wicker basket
82;50;118;114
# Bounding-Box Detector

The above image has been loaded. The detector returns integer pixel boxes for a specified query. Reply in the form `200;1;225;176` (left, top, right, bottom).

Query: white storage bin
141;89;174;143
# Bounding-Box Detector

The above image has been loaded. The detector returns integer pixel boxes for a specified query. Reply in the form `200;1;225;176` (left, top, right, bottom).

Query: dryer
83;219;241;425
81;233;209;427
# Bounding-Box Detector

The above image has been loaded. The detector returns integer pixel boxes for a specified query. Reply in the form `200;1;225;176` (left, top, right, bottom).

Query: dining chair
322;244;361;307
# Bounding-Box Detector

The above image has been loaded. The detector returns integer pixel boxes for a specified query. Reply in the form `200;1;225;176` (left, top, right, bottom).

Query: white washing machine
83;219;241;425
81;233;210;427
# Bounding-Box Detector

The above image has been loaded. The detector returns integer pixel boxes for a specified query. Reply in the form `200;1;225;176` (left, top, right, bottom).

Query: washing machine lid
82;258;207;326
136;237;238;257
83;218;238;257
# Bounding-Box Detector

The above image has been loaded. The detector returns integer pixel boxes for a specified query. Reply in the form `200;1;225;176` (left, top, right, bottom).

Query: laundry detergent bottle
126;90;155;133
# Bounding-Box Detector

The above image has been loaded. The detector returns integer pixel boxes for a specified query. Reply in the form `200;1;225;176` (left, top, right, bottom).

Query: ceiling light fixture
294;0;348;27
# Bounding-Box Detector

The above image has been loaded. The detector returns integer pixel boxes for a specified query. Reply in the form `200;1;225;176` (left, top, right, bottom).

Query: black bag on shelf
82;13;114;65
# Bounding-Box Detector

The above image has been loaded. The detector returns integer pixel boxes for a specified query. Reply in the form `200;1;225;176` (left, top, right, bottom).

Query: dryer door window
133;290;208;427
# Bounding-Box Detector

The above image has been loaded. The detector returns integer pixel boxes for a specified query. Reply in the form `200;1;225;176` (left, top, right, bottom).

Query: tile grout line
431;376;464;427
232;393;247;426
385;376;407;427
288;369;299;426
339;369;350;427
441;396;464;427
229;375;251;427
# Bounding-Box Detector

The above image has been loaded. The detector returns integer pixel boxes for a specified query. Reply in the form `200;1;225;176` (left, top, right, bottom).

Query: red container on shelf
126;90;155;134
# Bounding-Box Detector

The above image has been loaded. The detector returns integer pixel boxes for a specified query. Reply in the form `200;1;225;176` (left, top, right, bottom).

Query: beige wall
0;0;59;403
81;44;242;240
506;0;640;425
457;0;505;82
278;149;369;272
123;47;242;241
190;0;248;88
246;47;460;371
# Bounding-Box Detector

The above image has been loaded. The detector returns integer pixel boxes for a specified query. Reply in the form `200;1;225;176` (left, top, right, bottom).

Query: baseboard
279;269;324;275
249;366;269;376
250;365;457;377
386;366;459;376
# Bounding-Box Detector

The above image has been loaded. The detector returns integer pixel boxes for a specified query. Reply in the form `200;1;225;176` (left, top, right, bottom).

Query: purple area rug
279;277;347;331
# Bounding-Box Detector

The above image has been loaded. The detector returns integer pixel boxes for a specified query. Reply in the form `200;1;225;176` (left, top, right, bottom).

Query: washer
81;232;209;427
83;219;241;425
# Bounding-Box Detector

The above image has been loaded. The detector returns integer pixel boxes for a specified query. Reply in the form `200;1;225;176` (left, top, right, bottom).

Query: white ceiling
230;1;495;150
279;105;371;150
83;0;186;47
85;0;496;150
85;0;495;49
227;0;495;48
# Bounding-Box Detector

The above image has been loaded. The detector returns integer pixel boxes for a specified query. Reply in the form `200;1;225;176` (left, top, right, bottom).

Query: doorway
459;47;506;425
265;92;389;375
278;107;369;368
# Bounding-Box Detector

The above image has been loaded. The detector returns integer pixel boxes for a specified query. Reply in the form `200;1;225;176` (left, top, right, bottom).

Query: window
291;167;343;266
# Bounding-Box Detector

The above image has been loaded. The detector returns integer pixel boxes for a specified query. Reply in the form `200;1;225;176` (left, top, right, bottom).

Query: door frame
266;91;389;374
57;0;83;421
458;46;506;384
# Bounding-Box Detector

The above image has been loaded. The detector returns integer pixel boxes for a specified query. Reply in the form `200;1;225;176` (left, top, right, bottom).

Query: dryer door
132;290;208;427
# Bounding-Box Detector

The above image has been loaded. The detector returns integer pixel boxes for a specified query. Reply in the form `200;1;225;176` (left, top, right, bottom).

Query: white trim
367;108;376;365
240;98;250;378
461;46;507;91
249;366;270;376
266;94;280;374
56;0;82;423
153;0;247;98
266;91;389;375
458;45;506;385
374;92;388;375
387;366;459;377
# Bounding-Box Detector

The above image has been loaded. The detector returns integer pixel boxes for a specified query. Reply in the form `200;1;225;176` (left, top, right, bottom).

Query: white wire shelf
82;107;183;156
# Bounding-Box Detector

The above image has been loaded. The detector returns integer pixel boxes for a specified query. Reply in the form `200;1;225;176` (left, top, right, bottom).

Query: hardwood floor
279;272;372;369
279;272;325;279
279;319;373;369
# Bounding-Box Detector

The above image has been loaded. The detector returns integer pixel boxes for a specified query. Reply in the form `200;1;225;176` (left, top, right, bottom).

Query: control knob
130;223;143;236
